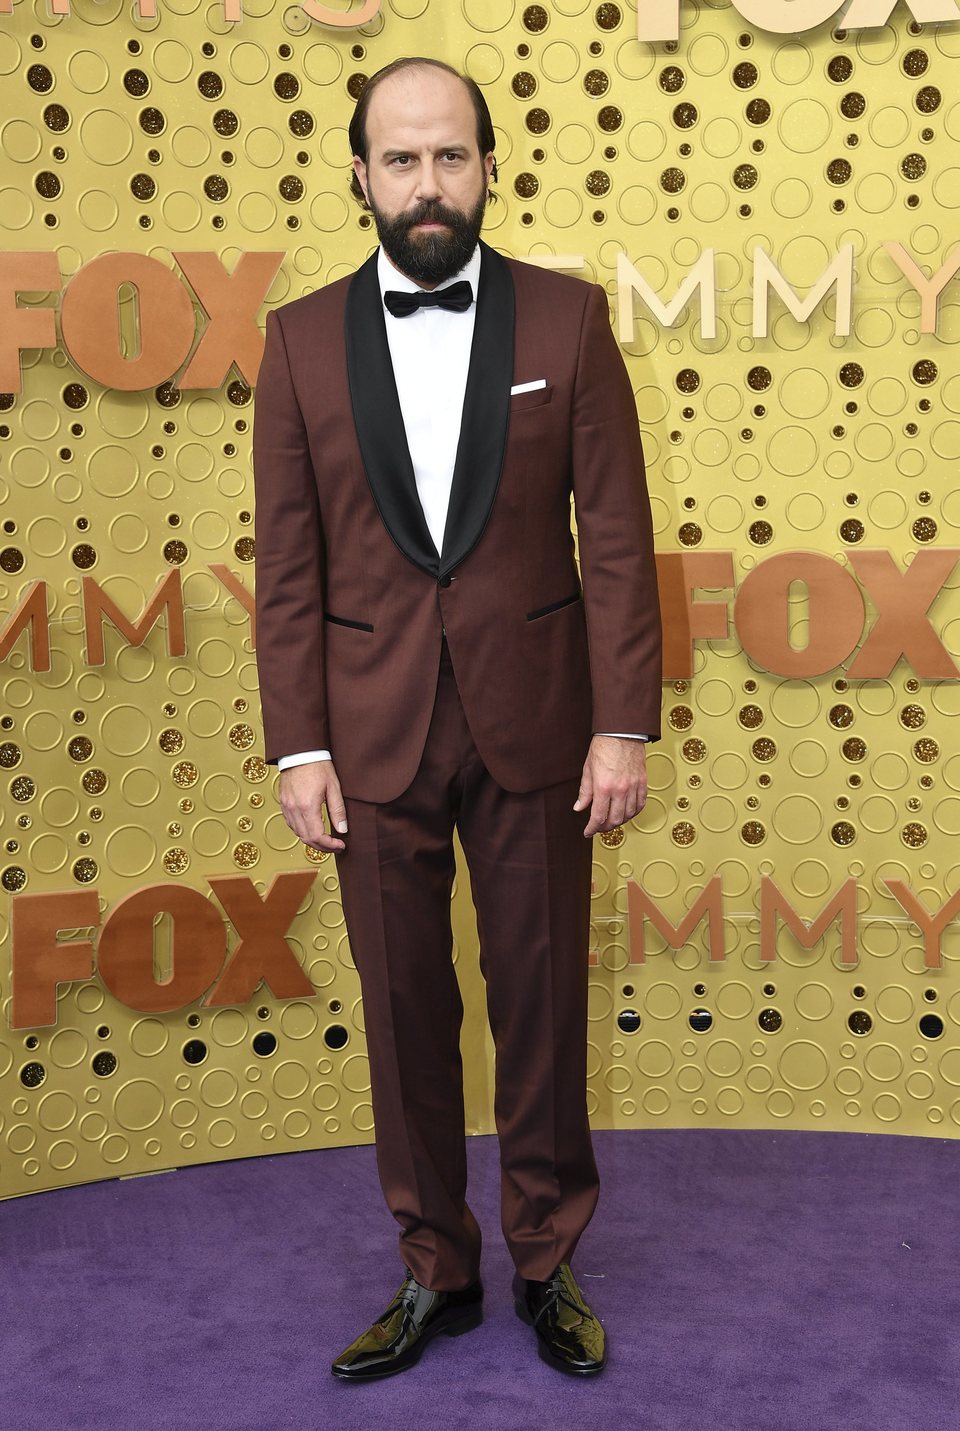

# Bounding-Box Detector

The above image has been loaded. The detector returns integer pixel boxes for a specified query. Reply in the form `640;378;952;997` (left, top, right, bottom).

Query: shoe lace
531;1271;586;1327
397;1271;422;1318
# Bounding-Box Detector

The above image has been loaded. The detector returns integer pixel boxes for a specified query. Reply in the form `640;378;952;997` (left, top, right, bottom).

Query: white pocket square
510;379;547;395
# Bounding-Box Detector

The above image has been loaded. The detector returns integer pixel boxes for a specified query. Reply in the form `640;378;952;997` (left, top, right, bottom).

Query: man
253;57;662;1381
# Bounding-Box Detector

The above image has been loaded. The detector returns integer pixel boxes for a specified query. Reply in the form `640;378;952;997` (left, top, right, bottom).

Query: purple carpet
3;1128;957;1430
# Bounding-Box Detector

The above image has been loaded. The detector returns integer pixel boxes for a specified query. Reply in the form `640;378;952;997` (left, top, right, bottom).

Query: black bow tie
383;280;474;318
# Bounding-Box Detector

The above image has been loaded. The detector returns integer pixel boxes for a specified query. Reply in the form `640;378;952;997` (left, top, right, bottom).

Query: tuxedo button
438;575;452;588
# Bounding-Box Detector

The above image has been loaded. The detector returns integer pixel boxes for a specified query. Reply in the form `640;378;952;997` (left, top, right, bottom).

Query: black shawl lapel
344;240;515;581
345;249;439;577
439;240;515;580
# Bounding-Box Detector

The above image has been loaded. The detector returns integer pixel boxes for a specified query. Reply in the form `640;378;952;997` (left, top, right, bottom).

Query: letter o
61;253;195;390
97;885;226;1013
734;552;864;676
300;0;382;25
731;0;842;34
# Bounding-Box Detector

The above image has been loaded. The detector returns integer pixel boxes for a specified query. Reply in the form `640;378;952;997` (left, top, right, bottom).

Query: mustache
400;199;466;230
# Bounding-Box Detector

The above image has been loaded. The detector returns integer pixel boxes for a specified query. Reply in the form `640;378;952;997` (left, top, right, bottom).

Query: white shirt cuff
596;732;650;740
277;750;332;769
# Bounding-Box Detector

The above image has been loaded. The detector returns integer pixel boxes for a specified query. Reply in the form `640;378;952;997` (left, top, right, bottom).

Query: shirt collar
377;243;481;304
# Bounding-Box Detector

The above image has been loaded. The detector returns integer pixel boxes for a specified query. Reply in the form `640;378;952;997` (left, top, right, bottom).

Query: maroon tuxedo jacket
253;240;663;804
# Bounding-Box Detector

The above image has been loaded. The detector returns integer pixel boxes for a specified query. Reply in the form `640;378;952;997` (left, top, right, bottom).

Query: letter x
206;871;317;1005
846;549;960;679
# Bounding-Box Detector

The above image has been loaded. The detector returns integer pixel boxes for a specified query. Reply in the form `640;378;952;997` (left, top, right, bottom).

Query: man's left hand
574;735;648;838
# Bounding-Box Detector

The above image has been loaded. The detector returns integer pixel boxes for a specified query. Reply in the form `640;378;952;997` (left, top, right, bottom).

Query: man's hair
348;56;499;208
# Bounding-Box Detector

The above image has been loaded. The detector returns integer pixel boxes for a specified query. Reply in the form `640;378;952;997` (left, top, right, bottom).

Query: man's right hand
278;760;348;853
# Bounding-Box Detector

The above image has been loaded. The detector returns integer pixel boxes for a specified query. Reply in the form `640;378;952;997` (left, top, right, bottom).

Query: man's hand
279;760;349;853
574;736;648;838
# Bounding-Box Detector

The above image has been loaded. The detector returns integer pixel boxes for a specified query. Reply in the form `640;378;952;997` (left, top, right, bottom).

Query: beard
368;184;487;287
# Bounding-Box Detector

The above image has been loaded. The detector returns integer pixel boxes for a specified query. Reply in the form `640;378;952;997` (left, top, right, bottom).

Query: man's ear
352;155;370;203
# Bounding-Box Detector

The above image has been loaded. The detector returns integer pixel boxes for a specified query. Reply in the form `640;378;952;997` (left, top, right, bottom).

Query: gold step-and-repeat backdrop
2;0;960;1199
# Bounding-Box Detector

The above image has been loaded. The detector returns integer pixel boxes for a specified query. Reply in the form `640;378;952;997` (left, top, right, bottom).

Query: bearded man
253;55;663;1381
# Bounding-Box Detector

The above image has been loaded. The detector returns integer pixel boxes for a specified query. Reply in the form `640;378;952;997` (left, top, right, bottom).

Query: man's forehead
365;68;475;143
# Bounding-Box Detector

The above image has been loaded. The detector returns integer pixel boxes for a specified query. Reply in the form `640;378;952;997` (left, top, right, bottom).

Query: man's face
352;66;495;288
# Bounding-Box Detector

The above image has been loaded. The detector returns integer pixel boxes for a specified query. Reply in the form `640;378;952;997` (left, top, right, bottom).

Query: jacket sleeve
252;307;330;765
570;283;663;742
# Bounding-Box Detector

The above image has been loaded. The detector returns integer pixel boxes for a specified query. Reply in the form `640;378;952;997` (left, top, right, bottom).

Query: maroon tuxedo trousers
334;635;599;1291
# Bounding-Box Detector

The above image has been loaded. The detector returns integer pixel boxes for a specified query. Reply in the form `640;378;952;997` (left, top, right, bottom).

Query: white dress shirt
277;244;648;772
380;243;481;555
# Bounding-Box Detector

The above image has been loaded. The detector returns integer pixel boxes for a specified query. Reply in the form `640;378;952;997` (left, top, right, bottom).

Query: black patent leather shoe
331;1269;483;1381
513;1263;606;1376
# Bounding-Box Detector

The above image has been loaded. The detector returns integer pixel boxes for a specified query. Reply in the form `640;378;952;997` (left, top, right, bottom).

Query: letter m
618;251;717;341
0;582;50;671
83;569;186;665
628;876;725;963
754;244;854;337
760;876;858;965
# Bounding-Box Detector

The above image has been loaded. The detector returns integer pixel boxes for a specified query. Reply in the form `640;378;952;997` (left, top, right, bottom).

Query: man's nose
414;159;442;200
